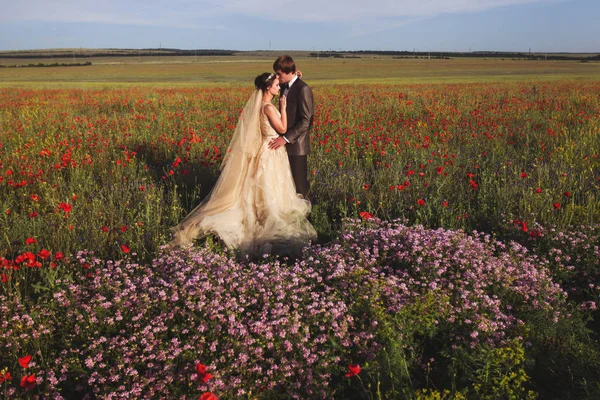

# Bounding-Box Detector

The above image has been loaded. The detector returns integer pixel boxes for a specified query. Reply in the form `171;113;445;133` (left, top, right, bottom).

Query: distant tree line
0;62;93;68
308;53;360;59
309;50;600;61
0;49;235;59
393;56;452;60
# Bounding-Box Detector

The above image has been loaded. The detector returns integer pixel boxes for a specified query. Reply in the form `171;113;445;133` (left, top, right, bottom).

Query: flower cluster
1;219;576;398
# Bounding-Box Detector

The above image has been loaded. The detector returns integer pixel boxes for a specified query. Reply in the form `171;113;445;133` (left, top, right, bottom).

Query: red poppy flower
101;226;109;233
200;393;218;400
120;226;129;233
38;249;51;259
553;202;561;210
359;211;374;220
15;253;36;265
0;371;12;383
195;363;213;383
29;212;38;219
520;222;528;232
535;188;542;194
54;252;64;261
345;364;361;377
195;363;207;375
520;172;528;178
442;201;449;207
25;238;37;245
19;355;32;369
469;180;479;189
529;230;542;238
1;273;9;283
58;202;72;213
200;372;213;383
417;199;426;206
20;374;36;390
563;191;571;198
121;245;131;253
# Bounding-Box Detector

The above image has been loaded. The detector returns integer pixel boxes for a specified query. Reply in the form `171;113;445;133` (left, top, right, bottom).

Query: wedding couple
169;55;317;254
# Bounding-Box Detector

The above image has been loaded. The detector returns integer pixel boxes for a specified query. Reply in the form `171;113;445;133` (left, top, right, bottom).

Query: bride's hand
279;95;287;110
296;70;303;79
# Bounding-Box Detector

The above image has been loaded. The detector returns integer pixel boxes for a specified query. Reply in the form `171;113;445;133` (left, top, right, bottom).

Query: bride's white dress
170;98;316;254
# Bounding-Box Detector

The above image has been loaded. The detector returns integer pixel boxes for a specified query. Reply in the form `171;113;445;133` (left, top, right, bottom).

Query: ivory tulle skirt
169;139;316;255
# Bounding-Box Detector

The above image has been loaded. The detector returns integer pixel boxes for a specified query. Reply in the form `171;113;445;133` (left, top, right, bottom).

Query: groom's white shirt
282;74;299;144
287;74;299;89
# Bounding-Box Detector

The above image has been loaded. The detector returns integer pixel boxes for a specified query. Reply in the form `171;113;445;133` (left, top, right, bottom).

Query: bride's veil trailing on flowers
169;89;263;246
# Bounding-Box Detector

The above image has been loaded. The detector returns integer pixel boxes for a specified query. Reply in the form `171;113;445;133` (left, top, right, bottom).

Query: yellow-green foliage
472;340;538;400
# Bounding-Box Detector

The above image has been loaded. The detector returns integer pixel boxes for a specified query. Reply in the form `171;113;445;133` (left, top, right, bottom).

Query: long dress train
169;92;316;254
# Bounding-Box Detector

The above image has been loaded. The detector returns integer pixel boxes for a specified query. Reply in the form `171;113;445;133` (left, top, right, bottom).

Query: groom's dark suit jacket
282;78;314;156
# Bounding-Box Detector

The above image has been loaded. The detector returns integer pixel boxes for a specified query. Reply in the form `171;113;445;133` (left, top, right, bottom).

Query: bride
169;73;317;254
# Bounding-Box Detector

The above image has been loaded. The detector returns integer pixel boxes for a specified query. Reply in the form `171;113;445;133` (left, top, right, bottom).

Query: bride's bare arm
264;101;287;134
279;95;287;129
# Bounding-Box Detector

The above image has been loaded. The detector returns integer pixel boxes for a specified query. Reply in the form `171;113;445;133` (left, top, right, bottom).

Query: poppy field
1;79;600;399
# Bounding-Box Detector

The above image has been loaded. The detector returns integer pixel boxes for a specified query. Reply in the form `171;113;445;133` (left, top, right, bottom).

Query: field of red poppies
1;82;600;398
2;83;599;260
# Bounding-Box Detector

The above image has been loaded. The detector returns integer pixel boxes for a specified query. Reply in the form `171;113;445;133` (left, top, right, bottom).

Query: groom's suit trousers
288;155;309;199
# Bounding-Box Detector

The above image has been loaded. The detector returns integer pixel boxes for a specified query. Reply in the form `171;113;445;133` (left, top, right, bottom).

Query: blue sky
0;0;598;52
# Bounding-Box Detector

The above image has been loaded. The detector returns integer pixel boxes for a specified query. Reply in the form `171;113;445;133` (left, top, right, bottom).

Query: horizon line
1;47;598;55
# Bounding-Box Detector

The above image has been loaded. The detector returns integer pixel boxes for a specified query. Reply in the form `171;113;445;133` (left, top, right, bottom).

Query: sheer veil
169;89;263;246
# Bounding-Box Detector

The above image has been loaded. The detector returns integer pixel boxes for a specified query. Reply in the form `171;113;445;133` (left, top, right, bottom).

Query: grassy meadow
1;53;600;85
1;54;600;399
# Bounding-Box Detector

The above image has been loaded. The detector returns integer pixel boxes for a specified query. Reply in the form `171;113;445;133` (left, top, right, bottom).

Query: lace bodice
260;102;279;138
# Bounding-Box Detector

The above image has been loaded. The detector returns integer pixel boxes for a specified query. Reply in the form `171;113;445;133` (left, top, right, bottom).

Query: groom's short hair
273;55;296;74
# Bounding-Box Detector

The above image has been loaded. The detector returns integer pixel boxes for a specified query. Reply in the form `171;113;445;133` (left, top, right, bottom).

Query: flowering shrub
3;220;597;399
2;246;379;399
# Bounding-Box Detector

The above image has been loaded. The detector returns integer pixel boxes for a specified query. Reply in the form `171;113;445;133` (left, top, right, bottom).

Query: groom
268;55;314;199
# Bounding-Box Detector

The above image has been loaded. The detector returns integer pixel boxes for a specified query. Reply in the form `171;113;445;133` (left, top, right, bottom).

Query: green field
1;54;600;87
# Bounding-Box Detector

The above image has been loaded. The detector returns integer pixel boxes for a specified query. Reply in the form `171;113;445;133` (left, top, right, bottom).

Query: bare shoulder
263;102;277;112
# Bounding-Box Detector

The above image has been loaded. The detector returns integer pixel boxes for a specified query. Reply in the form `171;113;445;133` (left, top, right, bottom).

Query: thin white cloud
220;0;558;22
0;0;228;29
1;0;561;25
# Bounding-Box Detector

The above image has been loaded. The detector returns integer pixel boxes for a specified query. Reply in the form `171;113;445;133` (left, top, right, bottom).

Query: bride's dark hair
254;72;276;92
